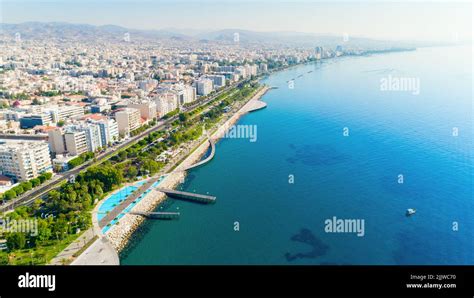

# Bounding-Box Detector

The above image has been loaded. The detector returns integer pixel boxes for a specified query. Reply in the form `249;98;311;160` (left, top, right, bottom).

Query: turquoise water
98;177;164;234
121;46;473;265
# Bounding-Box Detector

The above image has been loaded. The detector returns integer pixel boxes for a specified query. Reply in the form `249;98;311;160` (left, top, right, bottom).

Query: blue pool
98;177;165;234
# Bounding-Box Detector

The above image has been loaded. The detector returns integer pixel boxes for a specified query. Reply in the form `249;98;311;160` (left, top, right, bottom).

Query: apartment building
64;130;88;156
48;128;66;154
50;105;85;122
76;124;103;152
127;100;157;120
207;75;226;89
19;113;53;128
155;92;178;117
0;140;52;182
174;84;196;105
196;78;213;96
115;108;141;135
93;118;119;146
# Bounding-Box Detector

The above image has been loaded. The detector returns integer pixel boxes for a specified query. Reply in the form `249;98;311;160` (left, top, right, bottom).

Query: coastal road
100;85;267;228
48;82;266;264
0;81;242;213
0;118;174;212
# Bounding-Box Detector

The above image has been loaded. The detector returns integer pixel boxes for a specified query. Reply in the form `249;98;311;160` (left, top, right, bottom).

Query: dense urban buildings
0;22;343;203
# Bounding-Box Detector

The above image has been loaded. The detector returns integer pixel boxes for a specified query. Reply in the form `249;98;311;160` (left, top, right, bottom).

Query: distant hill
194;29;447;48
0;22;444;48
0;22;190;42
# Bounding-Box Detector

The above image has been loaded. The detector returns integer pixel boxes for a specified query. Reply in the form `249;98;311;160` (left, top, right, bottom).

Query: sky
0;0;472;42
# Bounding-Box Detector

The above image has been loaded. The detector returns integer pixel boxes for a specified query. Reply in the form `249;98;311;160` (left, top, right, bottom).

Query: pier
129;211;180;219
155;187;216;203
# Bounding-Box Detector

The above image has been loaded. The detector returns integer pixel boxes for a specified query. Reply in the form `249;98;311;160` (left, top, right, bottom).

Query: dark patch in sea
284;228;329;262
287;144;350;166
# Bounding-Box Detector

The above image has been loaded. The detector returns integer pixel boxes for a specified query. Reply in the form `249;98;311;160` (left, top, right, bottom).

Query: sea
121;45;473;265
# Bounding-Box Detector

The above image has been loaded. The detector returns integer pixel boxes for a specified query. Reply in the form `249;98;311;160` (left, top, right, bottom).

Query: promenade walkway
98;177;161;229
179;138;216;171
49;228;96;265
71;236;120;265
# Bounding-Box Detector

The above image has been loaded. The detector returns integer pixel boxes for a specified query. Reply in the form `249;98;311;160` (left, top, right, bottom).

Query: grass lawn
0;232;83;265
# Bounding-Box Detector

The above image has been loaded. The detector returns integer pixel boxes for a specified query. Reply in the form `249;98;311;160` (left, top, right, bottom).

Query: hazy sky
0;0;472;42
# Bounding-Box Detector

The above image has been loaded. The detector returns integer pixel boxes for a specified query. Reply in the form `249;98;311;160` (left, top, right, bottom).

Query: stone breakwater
105;85;270;252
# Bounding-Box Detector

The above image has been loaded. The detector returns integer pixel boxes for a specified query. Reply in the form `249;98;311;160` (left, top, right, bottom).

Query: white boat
406;208;416;216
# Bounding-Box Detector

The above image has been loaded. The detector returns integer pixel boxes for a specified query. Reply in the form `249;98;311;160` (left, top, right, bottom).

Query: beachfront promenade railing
129;211;180;219
154;187;216;203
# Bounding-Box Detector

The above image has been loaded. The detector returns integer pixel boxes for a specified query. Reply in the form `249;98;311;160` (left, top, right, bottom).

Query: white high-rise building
245;64;258;77
49;105;85;123
94;118;119;146
235;66;247;79
128;100;157;120
173;84;196;105
155;92;178;117
115;108;141;135
48;128;66;154
196;78;213;96
207;75;226;89
315;47;323;59
184;85;196;103
76;124;103;152
64;130;88;156
0;140;52;181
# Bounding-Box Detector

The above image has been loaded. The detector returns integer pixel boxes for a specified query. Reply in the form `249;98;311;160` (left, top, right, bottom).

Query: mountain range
0;22;449;48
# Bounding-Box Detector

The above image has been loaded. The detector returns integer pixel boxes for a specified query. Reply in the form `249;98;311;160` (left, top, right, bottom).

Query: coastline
105;85;271;253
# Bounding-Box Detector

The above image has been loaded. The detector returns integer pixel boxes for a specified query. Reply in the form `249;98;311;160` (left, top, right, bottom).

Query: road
0;118;170;212
0;81;240;213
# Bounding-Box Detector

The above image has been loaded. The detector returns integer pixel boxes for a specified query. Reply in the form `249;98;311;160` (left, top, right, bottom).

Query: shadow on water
286;144;350;166
284;228;329;262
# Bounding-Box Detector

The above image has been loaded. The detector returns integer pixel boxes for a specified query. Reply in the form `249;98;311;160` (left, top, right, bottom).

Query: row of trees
201;83;259;125
0;172;53;202
162;109;179;120
38;90;62;97
129;118;157;137
67;151;95;169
